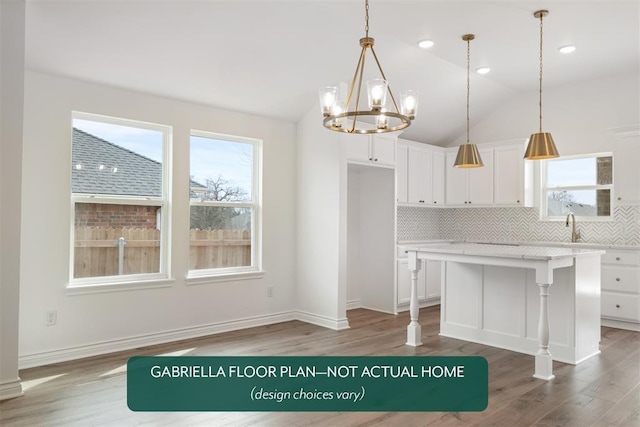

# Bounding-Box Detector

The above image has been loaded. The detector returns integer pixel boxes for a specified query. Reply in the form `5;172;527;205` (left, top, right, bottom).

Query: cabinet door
345;134;372;163
431;151;445;205
371;134;396;166
494;144;525;205
468;147;494;205
614;134;640;206
408;147;431;204
397;145;408;203
445;151;468;205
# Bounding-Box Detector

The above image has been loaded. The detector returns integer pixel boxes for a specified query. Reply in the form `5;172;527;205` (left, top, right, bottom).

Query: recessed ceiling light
558;45;576;54
476;67;491;75
418;39;434;49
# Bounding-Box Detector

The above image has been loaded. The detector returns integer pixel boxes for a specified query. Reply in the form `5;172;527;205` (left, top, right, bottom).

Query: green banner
127;356;487;412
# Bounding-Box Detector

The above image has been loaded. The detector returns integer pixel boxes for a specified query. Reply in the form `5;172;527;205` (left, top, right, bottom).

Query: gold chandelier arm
370;46;401;114
348;46;369;132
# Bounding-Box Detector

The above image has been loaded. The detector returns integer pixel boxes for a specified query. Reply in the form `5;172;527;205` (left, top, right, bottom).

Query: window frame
540;152;613;222
186;129;263;282
68;111;173;292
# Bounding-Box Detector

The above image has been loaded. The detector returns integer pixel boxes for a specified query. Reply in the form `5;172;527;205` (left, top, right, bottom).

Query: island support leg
406;252;422;346
534;282;555;380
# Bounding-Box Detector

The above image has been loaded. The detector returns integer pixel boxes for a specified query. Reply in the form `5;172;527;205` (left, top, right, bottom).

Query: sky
73;119;253;198
546;157;608;205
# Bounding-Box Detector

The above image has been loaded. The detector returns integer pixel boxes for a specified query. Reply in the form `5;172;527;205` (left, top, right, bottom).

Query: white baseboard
19;309;358;369
0;378;23;401
602;318;640;332
294;311;350;331
346;299;361;310
19;311;297;369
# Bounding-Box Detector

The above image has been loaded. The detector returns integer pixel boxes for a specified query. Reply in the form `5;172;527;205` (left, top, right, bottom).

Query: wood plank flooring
1;307;638;426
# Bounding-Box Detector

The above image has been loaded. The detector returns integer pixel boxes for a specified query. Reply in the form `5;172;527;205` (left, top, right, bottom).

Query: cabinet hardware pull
369;158;373;161
433;201;437;204
616;277;621;281
616;257;621;261
517;200;520;203
617;197;621;201
616;304;620;308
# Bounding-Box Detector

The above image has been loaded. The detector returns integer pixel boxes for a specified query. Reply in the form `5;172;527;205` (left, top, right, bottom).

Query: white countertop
398;239;640;251
404;241;605;261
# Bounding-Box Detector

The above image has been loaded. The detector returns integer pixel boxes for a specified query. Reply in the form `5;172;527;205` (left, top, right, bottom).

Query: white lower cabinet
396;247;441;313
601;248;640;331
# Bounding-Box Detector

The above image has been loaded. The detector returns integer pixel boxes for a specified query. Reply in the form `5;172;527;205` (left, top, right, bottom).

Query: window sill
66;277;175;295
186;270;265;286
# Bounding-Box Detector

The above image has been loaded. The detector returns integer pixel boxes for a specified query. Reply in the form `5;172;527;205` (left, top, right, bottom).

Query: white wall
0;0;26;400
452;72;640;154
19;71;297;367
295;108;349;330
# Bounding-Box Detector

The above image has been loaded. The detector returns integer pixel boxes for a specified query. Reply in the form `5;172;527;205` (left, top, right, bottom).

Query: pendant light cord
466;38;471;144
538;13;544;133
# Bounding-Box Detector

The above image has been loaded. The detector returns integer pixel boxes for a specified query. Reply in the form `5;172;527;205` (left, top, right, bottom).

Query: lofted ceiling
25;0;639;146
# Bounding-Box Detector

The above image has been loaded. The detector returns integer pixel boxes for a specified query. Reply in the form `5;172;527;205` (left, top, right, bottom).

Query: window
541;153;613;220
70;112;171;285
188;130;261;277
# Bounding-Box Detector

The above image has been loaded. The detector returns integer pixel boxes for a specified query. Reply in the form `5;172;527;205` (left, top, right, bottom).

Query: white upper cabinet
613;125;640;206
408;145;432;205
396;144;408;203
493;140;532;206
346;133;397;167
398;139;445;206
445;146;494;206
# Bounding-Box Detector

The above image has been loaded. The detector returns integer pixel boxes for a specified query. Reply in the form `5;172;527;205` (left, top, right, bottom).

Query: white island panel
405;242;604;380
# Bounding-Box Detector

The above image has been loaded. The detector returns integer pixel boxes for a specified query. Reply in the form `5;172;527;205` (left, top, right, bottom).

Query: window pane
547;158;596;187
597;156;613;185
74;203;161;278
190;136;253;202
546;189;610;217
190;207;252;270
72;119;163;197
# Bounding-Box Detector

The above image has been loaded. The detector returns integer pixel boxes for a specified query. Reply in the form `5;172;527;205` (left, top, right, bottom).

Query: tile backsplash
397;205;640;246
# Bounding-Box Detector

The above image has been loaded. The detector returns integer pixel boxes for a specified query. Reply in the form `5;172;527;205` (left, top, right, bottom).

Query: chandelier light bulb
367;79;388;111
319;86;338;116
400;90;418;119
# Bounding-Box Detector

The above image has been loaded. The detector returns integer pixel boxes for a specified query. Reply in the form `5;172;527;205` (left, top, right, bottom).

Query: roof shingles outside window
72;128;162;197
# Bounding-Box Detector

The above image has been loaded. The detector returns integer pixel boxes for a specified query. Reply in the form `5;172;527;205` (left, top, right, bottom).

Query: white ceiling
25;0;639;145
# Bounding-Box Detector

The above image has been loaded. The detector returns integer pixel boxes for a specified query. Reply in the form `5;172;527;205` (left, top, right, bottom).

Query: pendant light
454;34;483;168
319;0;417;134
524;10;560;160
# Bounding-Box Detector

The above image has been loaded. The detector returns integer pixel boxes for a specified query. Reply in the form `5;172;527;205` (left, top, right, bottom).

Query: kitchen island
404;242;604;380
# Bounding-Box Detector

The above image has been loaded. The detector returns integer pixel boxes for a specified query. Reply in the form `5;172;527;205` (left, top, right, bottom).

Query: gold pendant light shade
453;34;484;168
524;132;559;159
454;143;484;168
525;10;560;160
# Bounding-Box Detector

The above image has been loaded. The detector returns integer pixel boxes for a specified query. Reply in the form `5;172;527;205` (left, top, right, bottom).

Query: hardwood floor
1;307;639;426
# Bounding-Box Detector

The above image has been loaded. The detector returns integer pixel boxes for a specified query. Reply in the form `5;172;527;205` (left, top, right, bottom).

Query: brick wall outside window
75;203;159;228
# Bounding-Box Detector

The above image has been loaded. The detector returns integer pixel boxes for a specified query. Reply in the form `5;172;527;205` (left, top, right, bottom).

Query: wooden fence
74;227;250;278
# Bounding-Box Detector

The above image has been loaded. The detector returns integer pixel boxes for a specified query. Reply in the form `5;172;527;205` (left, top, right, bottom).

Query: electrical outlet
267;287;274;298
46;310;57;326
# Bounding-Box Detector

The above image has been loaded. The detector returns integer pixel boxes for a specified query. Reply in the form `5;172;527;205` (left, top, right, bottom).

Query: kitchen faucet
565;212;581;243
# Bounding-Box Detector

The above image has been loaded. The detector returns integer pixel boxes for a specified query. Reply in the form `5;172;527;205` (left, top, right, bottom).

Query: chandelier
319;0;417;134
